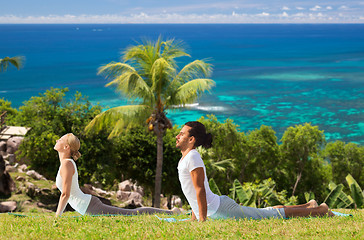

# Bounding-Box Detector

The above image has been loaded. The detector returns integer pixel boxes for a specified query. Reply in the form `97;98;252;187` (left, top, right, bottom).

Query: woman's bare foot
171;207;182;215
308;199;319;208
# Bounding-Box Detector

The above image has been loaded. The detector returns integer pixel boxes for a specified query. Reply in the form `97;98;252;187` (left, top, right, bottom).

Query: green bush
4;88;362;207
325;141;364;188
15;88;102;180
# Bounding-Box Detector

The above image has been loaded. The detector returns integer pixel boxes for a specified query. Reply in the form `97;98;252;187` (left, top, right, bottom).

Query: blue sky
1;0;364;23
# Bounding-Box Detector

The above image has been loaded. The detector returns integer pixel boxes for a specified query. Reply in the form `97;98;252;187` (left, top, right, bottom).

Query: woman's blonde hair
66;133;82;161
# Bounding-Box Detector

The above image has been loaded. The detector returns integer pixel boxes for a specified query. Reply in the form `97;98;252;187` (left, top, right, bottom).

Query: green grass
2;172;363;239
0;210;363;239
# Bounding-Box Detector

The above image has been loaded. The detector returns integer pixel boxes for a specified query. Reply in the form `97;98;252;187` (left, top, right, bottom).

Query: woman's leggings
85;196;173;215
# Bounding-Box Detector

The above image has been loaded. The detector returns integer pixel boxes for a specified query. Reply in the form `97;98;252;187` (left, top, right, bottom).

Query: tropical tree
325;141;364;187
198;115;244;193
280;123;326;197
243;125;280;182
85;37;215;207
0;56;24;72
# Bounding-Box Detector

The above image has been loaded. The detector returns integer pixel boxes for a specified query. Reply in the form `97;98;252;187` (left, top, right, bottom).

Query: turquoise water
0;24;363;144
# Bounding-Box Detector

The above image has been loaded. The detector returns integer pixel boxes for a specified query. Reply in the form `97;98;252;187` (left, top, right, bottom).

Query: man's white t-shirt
177;149;220;220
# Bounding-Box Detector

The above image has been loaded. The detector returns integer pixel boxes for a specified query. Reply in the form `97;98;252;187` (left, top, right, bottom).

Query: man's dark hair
184;121;212;149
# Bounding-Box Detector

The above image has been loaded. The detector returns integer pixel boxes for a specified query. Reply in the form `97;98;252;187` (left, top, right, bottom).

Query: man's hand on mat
185;218;197;222
53;219;59;227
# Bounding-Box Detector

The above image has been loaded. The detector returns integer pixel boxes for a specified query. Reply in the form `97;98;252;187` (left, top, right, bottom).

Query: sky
1;0;364;24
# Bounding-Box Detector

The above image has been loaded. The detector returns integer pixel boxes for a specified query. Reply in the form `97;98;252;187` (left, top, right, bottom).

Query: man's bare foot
319;203;335;217
308;199;319;208
327;210;335;217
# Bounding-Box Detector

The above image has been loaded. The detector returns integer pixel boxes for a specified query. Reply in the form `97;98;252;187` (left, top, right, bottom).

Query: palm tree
0;56;24;72
86;37;215;207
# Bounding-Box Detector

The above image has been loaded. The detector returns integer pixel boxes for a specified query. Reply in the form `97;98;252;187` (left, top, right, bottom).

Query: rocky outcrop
171;195;183;208
0;137;24;164
0;141;6;153
6;137;23;154
115;179;147;208
80;184;112;206
116;191;143;203
26;170;47;181
0;155;16;196
0;201;17;213
118;179;144;196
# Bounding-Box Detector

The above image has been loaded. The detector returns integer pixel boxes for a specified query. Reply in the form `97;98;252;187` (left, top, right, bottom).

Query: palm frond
85;105;152;139
170;78;215;106
0;56;24;72
160;39;190;61
150;57;175;94
99;62;154;103
170;60;212;88
209;158;236;172
123;42;157;74
98;62;135;79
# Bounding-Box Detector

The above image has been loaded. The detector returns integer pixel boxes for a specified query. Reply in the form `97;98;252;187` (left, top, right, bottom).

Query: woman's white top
56;159;91;215
177;149;220;220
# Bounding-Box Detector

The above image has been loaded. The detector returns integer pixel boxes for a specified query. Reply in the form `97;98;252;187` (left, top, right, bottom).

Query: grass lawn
0;209;363;239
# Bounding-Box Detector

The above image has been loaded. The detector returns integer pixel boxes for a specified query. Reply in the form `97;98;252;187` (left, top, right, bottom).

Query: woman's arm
55;161;75;217
190;167;207;222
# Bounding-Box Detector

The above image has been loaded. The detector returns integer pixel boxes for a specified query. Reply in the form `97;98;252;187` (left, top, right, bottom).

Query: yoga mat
6;211;353;220
154;215;190;222
155;211;353;222
332;211;353;217
6;212;133;218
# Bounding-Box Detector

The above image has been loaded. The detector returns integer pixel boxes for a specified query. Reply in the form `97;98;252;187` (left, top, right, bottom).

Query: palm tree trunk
292;171;302;196
153;129;164;208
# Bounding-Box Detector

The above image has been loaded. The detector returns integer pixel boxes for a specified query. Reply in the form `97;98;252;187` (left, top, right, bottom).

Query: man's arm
190;167;207;222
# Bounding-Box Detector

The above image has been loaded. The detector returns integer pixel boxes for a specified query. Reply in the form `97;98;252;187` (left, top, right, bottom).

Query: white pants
210;195;286;220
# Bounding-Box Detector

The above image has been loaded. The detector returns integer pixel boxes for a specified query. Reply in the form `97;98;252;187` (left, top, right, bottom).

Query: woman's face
54;135;69;152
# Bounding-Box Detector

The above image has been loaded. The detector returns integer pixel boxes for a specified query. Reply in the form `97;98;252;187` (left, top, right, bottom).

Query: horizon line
1;22;364;24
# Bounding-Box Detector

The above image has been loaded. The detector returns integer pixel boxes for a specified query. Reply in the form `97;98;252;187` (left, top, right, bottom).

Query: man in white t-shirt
176;121;334;222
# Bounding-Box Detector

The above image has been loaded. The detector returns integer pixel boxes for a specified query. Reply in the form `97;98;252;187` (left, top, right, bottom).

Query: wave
172;103;225;112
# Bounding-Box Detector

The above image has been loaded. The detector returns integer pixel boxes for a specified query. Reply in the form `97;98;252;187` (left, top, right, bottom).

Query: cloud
326;6;333;10
339;5;349;10
310;5;322;11
1;11;364;24
282;6;290;11
257;12;270;17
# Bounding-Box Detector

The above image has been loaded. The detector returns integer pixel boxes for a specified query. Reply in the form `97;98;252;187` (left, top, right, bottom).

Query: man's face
176;125;193;150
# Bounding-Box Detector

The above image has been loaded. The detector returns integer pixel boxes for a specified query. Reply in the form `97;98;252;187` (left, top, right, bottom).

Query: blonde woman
54;133;176;217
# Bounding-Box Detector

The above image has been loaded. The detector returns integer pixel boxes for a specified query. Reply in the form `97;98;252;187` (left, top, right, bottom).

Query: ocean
0;24;363;144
